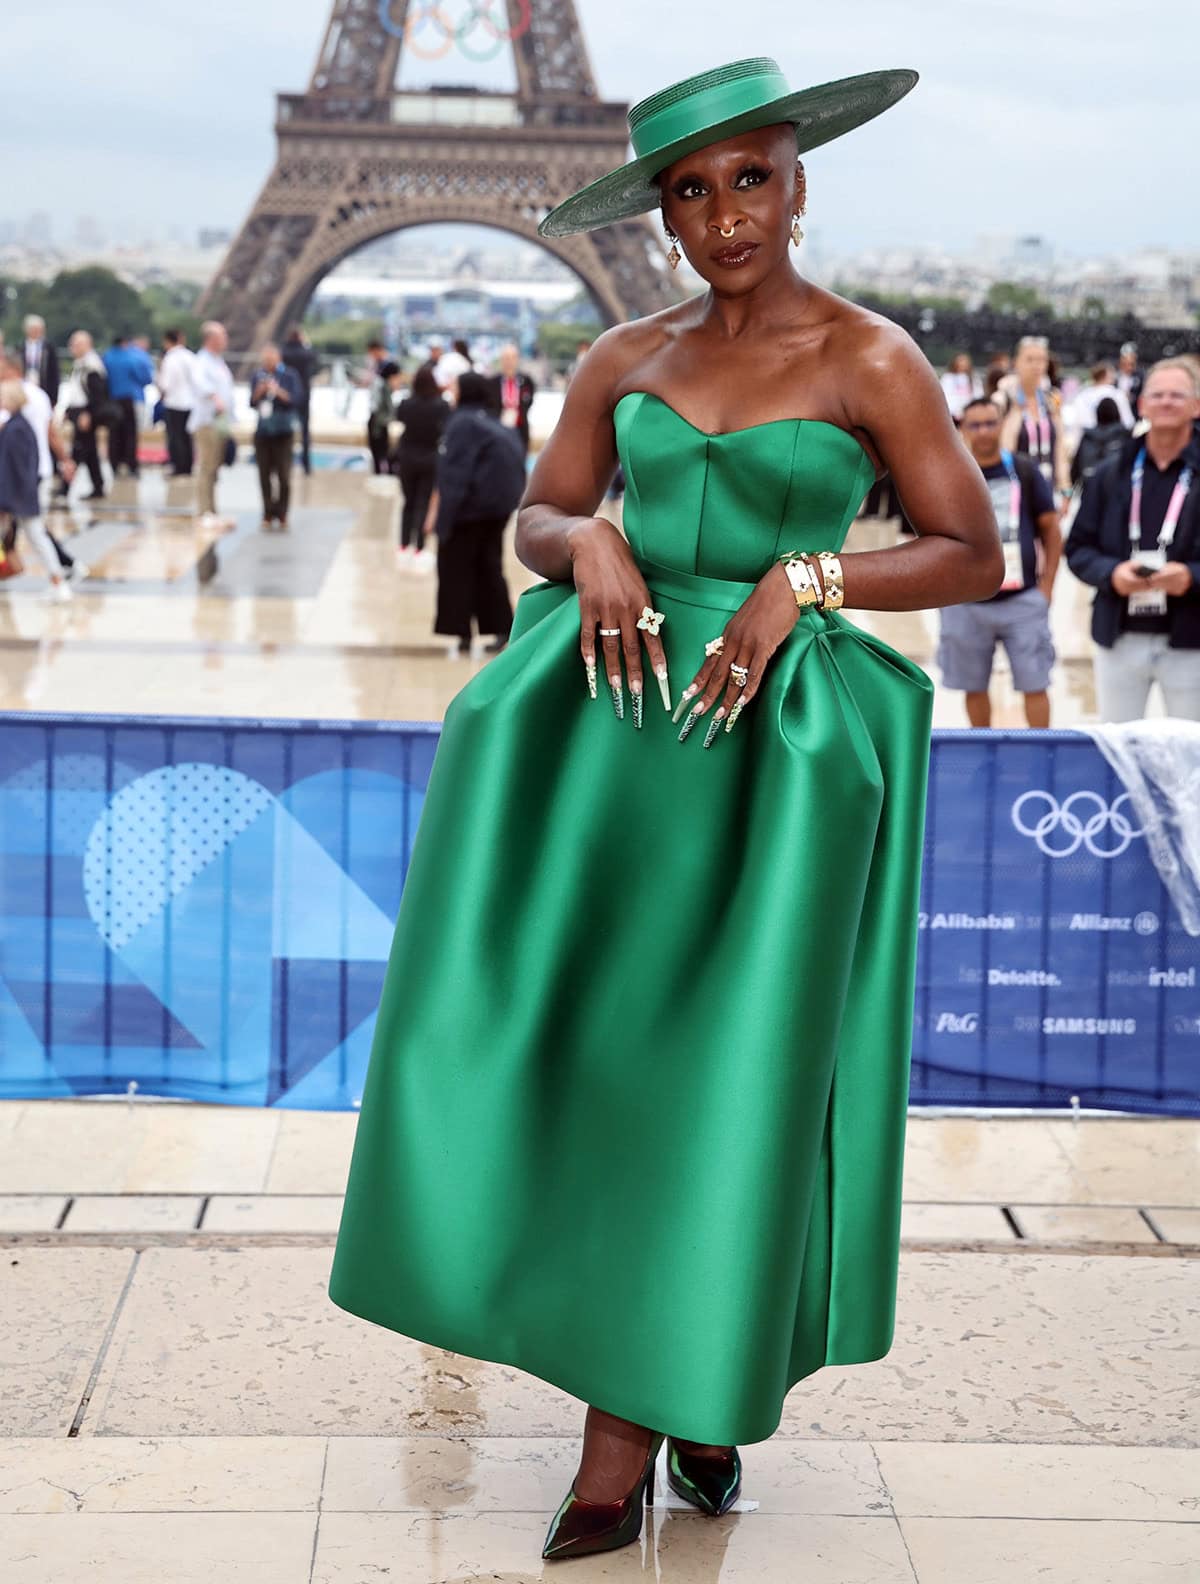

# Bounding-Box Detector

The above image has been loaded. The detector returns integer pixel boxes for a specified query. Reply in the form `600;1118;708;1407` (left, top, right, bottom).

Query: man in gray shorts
938;397;1062;726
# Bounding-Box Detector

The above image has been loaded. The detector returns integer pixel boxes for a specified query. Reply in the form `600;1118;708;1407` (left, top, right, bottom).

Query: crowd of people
359;337;538;654
932;340;1200;724
2;307;1195;717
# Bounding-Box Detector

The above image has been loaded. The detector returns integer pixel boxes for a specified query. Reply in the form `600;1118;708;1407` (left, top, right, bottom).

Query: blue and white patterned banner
0;717;1196;1114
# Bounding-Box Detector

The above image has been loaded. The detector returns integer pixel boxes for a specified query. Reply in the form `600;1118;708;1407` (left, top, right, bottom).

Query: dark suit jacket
488;371;536;450
282;338;317;400
1066;430;1200;649
0;413;42;518
23;340;59;407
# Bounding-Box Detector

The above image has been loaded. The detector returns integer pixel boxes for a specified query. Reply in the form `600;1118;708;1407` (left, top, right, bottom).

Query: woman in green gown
329;57;1002;1563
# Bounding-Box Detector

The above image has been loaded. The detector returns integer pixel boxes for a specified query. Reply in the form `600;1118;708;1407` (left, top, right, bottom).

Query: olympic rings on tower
378;0;532;62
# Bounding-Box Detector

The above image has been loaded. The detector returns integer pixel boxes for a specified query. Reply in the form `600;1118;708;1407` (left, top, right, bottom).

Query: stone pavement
0;1102;1197;1582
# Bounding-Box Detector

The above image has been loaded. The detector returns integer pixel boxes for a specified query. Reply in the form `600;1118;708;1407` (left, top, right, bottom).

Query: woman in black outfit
429;372;525;655
394;364;448;563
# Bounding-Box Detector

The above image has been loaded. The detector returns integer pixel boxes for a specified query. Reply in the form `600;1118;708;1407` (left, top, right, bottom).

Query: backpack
461;413;527;519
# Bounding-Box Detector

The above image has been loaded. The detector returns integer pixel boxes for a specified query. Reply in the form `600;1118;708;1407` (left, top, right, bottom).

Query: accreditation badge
1127;547;1167;617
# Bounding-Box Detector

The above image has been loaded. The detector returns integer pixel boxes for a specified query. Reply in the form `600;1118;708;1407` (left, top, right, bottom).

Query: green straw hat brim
539;67;917;239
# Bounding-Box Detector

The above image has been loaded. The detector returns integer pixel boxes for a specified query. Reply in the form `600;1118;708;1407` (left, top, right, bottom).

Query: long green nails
702;710;725;749
672;687;697;723
725;696;747;733
609;676;624;720
678;706;703;743
656;667;671;712
585;660;597;700
632;687;644;730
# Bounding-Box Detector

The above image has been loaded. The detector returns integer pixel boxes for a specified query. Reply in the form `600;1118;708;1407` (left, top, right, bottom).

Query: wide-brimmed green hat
539;56;917;238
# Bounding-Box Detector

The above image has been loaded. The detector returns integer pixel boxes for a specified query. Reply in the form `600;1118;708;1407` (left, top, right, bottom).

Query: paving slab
0;1512;317;1584
779;1251;1198;1447
263;1112;358;1194
876;1441;1200;1521
900;1516;1200;1584
0;1249;133;1436
1045;1118;1200;1207
82;1248;1198;1446
202;1195;344;1232
0;1435;325;1513
320;1435;888;1516
899;1204;1014;1242
0;1103;278;1194
1013;1204;1158;1244
312;1510;918;1583
1150;1208;1200;1244
0;1196;66;1232
65;1197;204;1233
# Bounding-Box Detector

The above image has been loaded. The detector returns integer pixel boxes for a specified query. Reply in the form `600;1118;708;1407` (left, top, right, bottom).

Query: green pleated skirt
329;561;933;1445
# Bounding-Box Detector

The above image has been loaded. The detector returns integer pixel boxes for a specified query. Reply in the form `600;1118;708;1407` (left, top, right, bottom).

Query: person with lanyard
1067;358;1200;722
489;342;536;455
938;397;1061;726
997;335;1070;508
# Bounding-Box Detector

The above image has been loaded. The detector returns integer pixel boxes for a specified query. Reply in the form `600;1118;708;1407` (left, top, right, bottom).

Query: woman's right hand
570;517;669;717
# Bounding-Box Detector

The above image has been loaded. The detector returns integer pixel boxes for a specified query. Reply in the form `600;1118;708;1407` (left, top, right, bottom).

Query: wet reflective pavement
0;1103;1196;1582
1;464;1107;729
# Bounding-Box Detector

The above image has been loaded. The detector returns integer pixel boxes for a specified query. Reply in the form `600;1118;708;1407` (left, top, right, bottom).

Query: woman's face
1016;344;1048;384
658;123;803;293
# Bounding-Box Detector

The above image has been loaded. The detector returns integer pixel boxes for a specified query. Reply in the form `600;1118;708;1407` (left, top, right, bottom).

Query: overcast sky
10;0;1197;256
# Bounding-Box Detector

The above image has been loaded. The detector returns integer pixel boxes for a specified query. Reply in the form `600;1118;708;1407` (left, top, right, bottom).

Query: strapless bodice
614;391;876;583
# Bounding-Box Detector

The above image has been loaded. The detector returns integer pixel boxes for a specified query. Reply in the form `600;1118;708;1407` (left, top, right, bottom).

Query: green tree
139;281;204;345
537;319;602;366
1079;295;1109;320
38;267;145;346
986;281;1054;318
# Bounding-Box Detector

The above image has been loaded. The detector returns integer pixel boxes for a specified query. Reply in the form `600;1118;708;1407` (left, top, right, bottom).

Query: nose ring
718;225;738;237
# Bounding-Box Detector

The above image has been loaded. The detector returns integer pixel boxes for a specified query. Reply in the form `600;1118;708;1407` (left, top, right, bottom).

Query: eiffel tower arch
198;0;675;354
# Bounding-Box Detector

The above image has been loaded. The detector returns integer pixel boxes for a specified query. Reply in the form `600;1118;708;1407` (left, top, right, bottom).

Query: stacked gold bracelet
778;550;846;612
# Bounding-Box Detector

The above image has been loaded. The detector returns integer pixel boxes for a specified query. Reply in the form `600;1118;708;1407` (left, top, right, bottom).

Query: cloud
6;0;1196;256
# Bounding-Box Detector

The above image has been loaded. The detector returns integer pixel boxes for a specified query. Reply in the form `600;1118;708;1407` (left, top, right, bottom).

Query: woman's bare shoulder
812;287;929;383
583;297;702;395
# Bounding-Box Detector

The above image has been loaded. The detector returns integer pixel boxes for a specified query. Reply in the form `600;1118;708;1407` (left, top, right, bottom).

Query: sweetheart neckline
614;390;874;471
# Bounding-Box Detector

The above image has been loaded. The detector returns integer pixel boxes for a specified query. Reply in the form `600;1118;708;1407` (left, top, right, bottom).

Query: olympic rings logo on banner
378;0;532;63
1011;790;1145;859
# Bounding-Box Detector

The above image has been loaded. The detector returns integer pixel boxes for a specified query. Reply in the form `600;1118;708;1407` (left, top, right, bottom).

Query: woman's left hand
676;564;799;742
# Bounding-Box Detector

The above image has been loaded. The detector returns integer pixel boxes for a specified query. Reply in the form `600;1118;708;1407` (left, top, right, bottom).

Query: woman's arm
516;329;670;710
516;332;629;580
838;323;1004;610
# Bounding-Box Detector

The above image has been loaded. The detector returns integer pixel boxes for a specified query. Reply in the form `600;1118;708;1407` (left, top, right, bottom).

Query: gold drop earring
791;212;805;247
665;229;681;270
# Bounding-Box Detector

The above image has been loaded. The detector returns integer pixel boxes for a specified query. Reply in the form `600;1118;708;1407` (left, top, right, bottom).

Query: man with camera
1066;359;1200;721
250;343;303;532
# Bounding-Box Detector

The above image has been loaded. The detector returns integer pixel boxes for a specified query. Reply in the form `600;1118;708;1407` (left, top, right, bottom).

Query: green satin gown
329;391;934;1446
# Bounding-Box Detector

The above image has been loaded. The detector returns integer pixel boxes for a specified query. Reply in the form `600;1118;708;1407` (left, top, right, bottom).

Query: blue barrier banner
0;716;1196;1114
914;731;1198;1115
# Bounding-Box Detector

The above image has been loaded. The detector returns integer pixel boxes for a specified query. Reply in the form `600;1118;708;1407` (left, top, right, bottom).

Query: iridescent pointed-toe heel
666;1439;742;1516
542;1432;664;1562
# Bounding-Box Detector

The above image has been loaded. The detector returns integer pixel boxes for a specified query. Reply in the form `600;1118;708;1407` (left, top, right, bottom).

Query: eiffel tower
198;0;675;352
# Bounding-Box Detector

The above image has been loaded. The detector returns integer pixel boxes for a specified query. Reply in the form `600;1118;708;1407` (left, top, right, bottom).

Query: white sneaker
395;545;414;571
413;549;435;576
48;581;73;603
67;561;89;583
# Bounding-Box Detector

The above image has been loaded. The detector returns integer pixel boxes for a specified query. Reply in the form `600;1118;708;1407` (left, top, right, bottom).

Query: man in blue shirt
938;396;1062;726
103;333;153;478
249;343;303;530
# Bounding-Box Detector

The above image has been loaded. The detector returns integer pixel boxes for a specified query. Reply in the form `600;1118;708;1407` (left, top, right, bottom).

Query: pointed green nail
702;710;724;748
678;706;703;743
609;678;624;720
632;688;644;730
585;660;597;700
